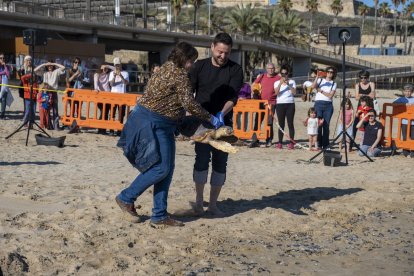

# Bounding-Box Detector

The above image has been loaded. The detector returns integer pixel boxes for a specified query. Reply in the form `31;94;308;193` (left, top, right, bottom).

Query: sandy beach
1;89;413;275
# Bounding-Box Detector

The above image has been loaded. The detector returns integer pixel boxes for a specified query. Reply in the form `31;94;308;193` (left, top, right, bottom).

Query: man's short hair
213;33;233;47
403;83;413;91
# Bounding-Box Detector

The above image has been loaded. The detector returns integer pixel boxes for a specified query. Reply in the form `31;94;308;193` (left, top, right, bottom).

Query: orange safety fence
380;103;414;151
61;88;141;131
232;99;271;141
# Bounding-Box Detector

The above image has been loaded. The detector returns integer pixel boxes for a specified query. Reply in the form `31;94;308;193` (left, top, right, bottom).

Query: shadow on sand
175;187;363;222
0;161;62;166
219;187;363;216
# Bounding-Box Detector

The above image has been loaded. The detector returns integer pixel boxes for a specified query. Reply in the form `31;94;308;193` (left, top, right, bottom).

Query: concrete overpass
0;10;385;77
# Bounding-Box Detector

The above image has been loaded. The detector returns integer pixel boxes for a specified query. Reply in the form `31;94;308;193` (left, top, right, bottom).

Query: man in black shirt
190;33;244;216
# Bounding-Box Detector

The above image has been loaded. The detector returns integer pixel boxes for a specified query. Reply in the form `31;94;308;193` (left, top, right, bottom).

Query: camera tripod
5;38;50;145
309;38;373;164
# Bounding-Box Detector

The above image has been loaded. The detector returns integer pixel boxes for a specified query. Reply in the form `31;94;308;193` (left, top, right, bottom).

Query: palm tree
306;0;319;37
399;0;406;42
330;0;343;24
278;0;293;16
358;3;369;53
404;1;414;53
391;0;401;44
379;2;391;54
276;12;305;44
330;0;343;53
191;0;203;34
224;3;260;36
171;0;184;31
373;0;379;44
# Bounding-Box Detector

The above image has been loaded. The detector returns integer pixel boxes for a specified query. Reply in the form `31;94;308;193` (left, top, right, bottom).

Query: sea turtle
191;125;239;154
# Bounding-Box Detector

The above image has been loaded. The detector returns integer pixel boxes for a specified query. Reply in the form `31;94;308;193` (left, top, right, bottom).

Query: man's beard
213;55;227;66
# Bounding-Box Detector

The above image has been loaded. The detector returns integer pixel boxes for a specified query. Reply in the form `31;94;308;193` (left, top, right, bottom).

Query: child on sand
304;107;323;151
336;98;354;152
37;83;53;129
355;96;372;146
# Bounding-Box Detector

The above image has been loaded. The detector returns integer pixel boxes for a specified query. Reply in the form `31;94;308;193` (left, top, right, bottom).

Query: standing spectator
312;66;337;149
393;83;414;158
252;63;280;147
20;72;38;124
109;57;129;125
37;83;52;129
0;53;10;119
304;107;323;151
274;66;297;149
356;109;383;157
34;60;66;125
190;32;243;216
66;57;83;117
94;64;114;92
351;70;376;150
302;69;317;102
66;57;83;89
336;98;354;152
235;82;251;131
115;42;217;226
94;63;114;134
150;63;161;76
17;55;33;113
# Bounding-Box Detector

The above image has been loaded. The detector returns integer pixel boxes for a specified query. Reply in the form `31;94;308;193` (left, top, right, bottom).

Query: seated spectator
356;109;383;157
393;83;414;158
354;96;373;146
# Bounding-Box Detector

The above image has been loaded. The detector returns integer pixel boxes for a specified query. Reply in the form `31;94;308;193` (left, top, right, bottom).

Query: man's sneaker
151;217;184;227
115;196;141;223
287;143;295;150
276;143;283;149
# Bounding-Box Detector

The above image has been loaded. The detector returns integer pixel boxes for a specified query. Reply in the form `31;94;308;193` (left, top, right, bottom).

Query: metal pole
208;0;211;36
342;41;348;164
143;0;147;28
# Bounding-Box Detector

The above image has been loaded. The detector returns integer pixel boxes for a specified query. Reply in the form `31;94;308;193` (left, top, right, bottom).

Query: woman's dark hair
359;95;374;108
73;57;81;63
213;32;233;47
358;70;370;78
308;107;316;116
325;66;337;80
167;42;198;68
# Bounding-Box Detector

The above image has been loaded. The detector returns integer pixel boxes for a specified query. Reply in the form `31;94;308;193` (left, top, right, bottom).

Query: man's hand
210;115;224;129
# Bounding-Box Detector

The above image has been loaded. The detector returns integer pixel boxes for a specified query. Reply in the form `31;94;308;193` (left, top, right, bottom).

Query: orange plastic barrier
232;99;271;141
380;103;414;151
61;89;141;131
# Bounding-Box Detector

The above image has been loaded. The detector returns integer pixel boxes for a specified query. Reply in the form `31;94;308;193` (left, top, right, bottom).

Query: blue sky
271;0;403;11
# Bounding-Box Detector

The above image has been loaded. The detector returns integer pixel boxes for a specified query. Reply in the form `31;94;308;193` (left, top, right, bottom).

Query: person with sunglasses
274;65;296;149
356;109;383;157
351;70;376;151
34;59;66;127
312;66;337;149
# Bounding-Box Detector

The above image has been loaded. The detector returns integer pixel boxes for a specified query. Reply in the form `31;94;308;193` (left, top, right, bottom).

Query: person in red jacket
20;73;38;124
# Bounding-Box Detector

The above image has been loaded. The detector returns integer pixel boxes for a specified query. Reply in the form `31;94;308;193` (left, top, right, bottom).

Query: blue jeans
359;145;381;157
22;99;36;123
0;90;7;116
117;106;177;223
314;101;333;149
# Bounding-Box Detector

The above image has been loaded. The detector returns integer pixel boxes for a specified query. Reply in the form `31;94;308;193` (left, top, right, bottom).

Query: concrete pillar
292;57;311;77
229;50;242;66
